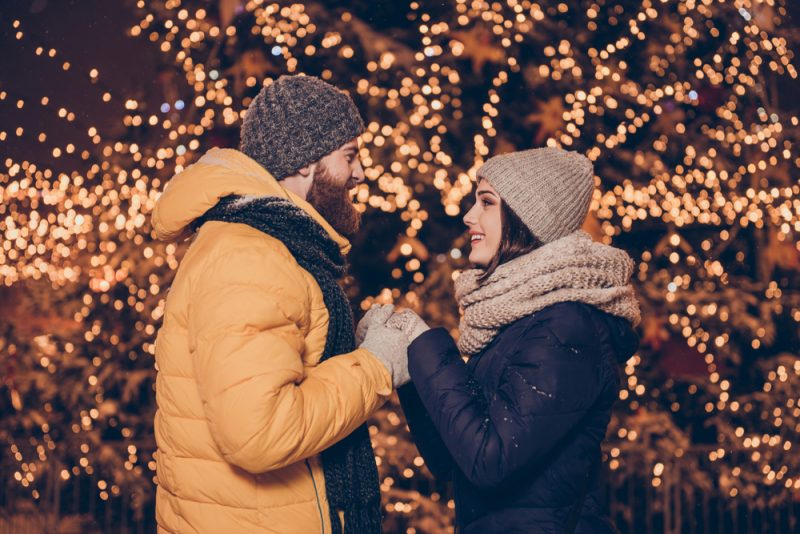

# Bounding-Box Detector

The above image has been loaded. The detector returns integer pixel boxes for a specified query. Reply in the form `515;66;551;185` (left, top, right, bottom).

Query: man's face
307;139;365;237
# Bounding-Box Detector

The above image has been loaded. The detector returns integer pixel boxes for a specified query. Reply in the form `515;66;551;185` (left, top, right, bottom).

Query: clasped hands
356;304;429;389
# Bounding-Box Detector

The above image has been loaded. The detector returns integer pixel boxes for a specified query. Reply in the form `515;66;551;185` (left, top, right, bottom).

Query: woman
385;148;640;533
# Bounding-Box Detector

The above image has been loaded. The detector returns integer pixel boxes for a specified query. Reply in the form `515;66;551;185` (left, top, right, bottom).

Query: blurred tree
1;0;799;531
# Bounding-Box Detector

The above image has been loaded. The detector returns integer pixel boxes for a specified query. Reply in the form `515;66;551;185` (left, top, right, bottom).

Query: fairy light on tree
1;0;798;529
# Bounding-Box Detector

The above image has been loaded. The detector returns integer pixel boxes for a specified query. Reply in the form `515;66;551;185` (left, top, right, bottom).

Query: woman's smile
470;231;486;245
463;180;503;267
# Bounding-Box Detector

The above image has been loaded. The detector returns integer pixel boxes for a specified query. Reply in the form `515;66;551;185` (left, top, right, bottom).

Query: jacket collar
151;148;351;255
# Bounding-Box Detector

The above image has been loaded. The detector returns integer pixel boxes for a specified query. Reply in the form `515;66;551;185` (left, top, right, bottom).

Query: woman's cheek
487;234;501;258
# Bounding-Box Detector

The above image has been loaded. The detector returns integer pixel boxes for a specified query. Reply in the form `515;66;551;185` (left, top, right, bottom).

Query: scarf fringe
329;502;382;534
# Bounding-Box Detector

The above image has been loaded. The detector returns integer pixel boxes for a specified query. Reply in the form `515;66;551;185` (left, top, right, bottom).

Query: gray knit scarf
455;230;641;356
194;195;381;534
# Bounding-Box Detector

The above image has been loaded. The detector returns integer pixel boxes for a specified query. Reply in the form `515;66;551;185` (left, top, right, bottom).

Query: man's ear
281;163;317;200
297;163;316;178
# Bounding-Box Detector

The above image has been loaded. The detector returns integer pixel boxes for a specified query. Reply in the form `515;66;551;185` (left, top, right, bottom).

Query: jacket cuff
408;327;460;381
353;347;393;397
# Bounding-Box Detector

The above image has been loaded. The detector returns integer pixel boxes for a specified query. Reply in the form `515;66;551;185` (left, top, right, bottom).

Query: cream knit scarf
454;230;641;356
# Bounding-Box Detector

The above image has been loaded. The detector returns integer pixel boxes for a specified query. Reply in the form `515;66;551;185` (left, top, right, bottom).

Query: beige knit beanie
477;147;594;243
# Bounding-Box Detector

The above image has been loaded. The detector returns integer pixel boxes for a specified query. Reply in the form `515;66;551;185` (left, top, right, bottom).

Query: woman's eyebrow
476;190;499;199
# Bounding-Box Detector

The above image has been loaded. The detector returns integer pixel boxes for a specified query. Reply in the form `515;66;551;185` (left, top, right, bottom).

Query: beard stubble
306;164;362;237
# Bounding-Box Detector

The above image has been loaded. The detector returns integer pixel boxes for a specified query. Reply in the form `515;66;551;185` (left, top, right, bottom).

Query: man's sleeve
188;246;392;474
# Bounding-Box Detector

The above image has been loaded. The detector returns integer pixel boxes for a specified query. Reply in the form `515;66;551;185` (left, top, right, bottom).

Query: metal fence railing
606;467;798;534
0;460;155;534
1;450;796;534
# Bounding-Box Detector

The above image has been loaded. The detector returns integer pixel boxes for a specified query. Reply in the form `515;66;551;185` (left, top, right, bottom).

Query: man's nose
352;161;365;184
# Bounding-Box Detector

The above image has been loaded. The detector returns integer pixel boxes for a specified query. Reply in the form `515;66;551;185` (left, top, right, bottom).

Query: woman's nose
463;204;477;227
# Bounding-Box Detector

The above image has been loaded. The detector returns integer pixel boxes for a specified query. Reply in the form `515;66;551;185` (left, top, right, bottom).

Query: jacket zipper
305;459;326;533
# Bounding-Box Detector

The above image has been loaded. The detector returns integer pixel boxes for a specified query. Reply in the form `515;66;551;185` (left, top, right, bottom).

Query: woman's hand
387;309;430;342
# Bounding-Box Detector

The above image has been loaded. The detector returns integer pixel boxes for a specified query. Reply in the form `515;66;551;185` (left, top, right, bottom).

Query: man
151;75;410;533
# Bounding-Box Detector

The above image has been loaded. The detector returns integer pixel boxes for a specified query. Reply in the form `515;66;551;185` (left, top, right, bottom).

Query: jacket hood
602;312;640;364
150;148;351;254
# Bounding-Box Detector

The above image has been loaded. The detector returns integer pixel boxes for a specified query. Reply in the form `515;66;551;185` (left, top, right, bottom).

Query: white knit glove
386;309;430;343
355;304;389;345
358;305;411;388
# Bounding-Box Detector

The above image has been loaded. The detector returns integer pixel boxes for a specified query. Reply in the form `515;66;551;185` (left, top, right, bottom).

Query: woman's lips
470;233;485;245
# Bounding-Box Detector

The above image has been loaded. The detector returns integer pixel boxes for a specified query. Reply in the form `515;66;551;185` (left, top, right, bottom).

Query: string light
1;0;798;516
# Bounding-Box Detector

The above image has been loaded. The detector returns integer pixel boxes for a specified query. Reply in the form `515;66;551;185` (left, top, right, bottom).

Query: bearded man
151;75;411;533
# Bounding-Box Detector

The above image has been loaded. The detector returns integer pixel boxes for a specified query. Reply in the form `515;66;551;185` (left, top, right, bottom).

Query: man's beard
306;164;362;237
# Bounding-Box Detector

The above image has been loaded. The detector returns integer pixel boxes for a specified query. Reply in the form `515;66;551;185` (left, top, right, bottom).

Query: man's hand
358;305;412;388
355;303;392;345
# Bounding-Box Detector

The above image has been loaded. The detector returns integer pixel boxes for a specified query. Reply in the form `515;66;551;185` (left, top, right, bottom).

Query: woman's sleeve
407;313;603;490
397;383;454;481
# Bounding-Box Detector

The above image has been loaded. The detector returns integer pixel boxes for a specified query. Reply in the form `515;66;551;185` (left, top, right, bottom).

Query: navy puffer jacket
399;301;638;533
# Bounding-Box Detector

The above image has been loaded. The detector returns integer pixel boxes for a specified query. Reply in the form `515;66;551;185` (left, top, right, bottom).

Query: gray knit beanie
477;148;594;243
240;75;365;180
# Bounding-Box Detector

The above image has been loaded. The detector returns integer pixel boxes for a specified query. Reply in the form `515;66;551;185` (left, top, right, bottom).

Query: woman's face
463;179;502;268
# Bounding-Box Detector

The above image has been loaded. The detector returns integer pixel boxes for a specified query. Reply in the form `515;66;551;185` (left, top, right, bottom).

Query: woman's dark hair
478;202;542;283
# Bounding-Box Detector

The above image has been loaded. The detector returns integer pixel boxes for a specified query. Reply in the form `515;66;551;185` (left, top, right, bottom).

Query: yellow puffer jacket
151;148;392;533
